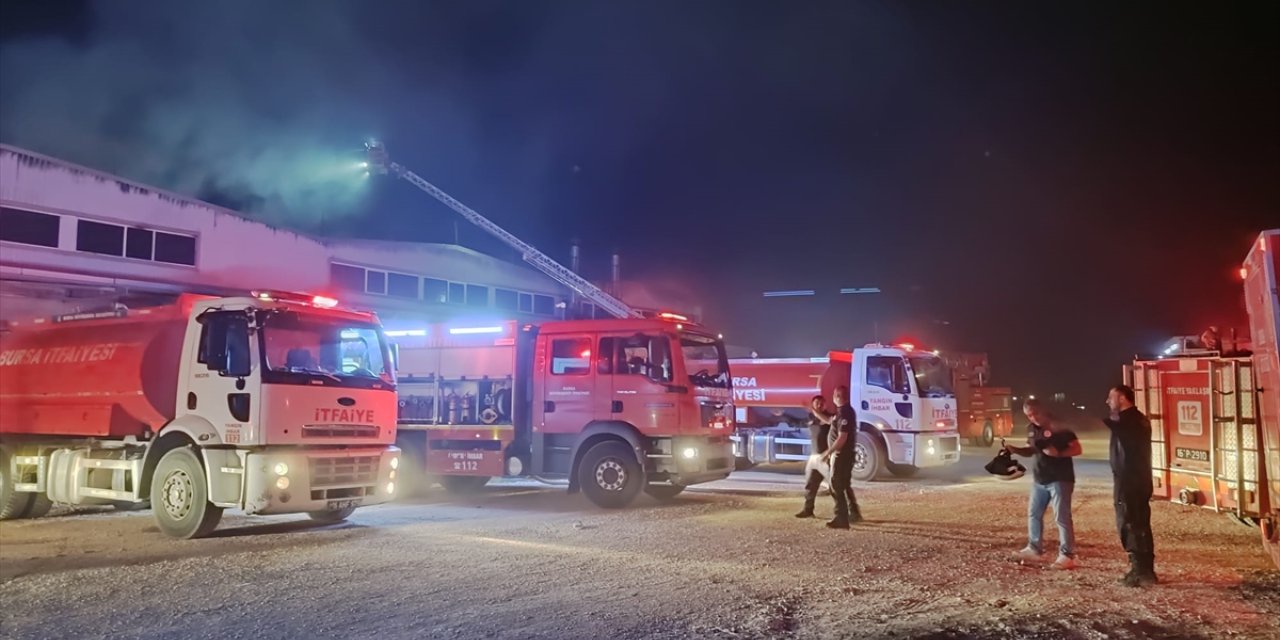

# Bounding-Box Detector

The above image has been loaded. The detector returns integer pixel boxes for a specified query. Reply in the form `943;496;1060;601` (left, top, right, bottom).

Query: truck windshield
259;311;394;389
909;356;954;398
681;334;730;389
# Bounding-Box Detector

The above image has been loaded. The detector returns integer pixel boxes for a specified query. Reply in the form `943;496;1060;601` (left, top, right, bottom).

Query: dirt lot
1;452;1277;640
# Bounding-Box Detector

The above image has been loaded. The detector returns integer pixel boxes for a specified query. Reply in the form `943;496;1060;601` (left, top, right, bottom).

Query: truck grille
939;437;960;453
303;424;381;438
310;455;379;489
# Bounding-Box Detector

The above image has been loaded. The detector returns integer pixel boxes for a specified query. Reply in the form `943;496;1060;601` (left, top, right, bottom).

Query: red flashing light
1239;267;1248;280
312;295;339;308
899;343;915;352
580;349;592;358
658;312;689;322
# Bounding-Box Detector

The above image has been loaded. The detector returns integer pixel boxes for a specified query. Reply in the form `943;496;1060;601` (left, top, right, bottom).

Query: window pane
331;264;365;291
154;232;196;265
448;282;466;304
125;228;154;260
866;356;910;394
0;207;60;248
366;270;387;294
550;338;592;375
533;294;555;316
388;272;419;298
518;293;533;313
465;284;489;307
76;220;124;256
423;278;448;304
494;289;518;311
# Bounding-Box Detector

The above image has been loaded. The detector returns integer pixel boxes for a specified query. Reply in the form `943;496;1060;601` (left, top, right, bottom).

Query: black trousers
830;452;859;520
1114;484;1154;558
802;468;824;509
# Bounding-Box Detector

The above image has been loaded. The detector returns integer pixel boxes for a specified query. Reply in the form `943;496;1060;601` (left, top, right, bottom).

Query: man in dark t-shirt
820;385;862;529
1005;398;1081;569
796;395;832;518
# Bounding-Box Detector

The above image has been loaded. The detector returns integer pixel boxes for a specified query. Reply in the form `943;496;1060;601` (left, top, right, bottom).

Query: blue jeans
1028;481;1075;558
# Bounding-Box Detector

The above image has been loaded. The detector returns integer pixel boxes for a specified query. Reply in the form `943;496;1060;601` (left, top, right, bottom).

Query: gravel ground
1;452;1277;640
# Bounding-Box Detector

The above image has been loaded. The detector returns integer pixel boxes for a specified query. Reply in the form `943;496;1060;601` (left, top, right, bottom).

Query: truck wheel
439;475;490;494
0;447;33;520
1262;518;1280;571
981;422;995;447
578;441;644;508
851;432;886;482
151;447;223;539
309;507;357;523
644;484;685;501
23;493;53;519
734;456;756;471
886;463;919;478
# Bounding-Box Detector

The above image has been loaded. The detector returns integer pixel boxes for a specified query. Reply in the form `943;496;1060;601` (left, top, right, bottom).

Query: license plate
326;498;361;511
1175;448;1209;462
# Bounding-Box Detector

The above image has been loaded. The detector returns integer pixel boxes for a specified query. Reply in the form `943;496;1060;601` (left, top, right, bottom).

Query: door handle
611;400;624;413
544;401;556;413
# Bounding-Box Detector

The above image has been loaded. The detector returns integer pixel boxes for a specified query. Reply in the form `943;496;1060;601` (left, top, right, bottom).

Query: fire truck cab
391;316;735;507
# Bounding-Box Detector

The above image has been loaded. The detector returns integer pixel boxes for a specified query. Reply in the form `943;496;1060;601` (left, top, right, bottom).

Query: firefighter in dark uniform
821;385;862;528
796;395;832;518
1105;384;1158;586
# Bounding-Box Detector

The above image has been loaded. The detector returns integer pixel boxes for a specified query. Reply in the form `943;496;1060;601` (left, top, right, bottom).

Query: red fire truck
1125;229;1279;569
0;292;400;538
729;344;962;481
948;352;1015;447
390;316;734;507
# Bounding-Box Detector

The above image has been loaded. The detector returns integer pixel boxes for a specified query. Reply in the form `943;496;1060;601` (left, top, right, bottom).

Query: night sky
2;1;1277;407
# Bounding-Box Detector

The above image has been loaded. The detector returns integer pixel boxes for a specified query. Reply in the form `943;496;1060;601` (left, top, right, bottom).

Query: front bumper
241;446;401;515
647;436;733;486
908;432;961;468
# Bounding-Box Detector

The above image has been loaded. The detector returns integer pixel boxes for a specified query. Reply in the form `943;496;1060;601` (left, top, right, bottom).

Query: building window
0;207;60;248
125;228;153;260
533;294;556;316
465;284;489;307
154;231;196;266
365;270;387;295
423;278;448;304
494;288;518;312
76;220;125;256
387;272;419;298
518;293;534;313
331;263;365;291
550;338;592;375
448;282;466;304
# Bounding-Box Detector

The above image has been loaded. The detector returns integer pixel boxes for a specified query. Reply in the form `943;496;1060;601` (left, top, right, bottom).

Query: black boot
826;516;850;529
796;495;816;518
1118;553;1139;585
848;497;863;524
1122;554;1158;587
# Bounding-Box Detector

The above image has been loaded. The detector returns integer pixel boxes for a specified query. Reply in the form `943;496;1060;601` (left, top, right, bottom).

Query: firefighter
820;385;862;528
1006;397;1081;569
1105;384;1158;587
795;395;832;519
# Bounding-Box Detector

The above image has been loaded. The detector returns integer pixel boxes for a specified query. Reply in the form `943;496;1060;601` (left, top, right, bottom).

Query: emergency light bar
385;329;428;337
251;290;342;309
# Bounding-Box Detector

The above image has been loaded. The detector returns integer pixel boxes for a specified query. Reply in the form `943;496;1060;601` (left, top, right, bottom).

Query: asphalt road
2;448;1277;640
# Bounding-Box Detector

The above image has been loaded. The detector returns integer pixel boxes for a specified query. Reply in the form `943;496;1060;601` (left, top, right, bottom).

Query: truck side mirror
199;313;251;378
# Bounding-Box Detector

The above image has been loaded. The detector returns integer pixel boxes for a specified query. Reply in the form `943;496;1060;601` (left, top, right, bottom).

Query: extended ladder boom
367;141;641;319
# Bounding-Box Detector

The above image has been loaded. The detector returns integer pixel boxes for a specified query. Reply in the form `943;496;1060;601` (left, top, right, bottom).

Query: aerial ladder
365;140;642;319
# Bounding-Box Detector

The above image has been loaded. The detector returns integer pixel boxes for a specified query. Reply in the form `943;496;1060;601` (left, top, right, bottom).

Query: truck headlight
276;476;290;490
390;456;400;470
681;447;699;460
274;462;289;476
386;482;396;495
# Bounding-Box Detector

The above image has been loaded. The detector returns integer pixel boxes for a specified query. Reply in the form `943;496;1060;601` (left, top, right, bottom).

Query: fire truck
390;316;734;507
365;140;732;507
728;344;962;481
1125;229;1279;569
948;352;1015;447
0;292;401;538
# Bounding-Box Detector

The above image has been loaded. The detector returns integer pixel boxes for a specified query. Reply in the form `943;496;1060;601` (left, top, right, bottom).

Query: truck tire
1262;518;1280;571
439;475;490;494
151;447;223;539
23;493;53;519
981;422;995;447
309;507;357;524
734;456;756;471
887;463;919;478
644;484;686;501
578;440;644;509
0;447;33;520
851;431;886;482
